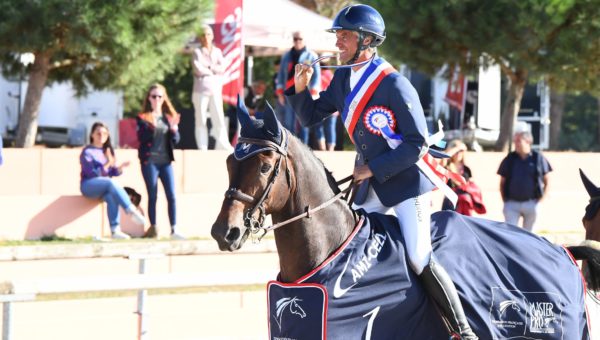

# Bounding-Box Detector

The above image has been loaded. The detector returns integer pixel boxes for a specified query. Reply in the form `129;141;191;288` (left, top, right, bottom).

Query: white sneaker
128;208;146;226
170;232;186;240
111;230;131;240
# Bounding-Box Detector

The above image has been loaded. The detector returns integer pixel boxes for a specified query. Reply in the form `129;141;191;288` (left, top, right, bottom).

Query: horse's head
580;169;600;242
211;96;292;251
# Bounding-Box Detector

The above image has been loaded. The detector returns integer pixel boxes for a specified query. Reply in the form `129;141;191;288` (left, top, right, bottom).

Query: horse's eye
260;163;272;174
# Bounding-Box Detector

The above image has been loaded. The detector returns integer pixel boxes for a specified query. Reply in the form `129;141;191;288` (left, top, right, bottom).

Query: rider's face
335;30;359;63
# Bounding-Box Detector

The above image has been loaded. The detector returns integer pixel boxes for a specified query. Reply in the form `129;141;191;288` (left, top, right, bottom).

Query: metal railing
0;241;277;340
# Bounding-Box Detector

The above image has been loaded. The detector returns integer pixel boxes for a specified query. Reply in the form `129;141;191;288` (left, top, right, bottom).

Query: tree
559;93;599;151
549;90;565;149
368;0;600;151
0;0;211;147
545;24;600;149
294;0;351;18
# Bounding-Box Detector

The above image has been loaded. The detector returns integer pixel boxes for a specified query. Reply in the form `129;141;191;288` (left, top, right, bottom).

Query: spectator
244;80;267;117
497;130;552;231
191;24;232;151
136;83;185;240
286;5;477;338
276;31;320;144
272;59;286;124
79;122;145;239
313;58;338;151
441;139;486;215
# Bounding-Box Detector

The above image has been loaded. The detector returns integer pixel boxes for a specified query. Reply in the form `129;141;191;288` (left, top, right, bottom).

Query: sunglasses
293;37;303;41
150;95;163;99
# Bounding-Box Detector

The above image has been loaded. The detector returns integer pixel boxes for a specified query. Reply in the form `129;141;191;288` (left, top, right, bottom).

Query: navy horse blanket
267;211;590;340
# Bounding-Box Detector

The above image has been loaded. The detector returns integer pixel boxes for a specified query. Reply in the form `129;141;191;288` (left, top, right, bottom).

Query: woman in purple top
80;122;145;239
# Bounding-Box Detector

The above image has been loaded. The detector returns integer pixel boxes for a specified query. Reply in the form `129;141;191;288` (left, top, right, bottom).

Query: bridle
224;131;354;240
225;133;288;239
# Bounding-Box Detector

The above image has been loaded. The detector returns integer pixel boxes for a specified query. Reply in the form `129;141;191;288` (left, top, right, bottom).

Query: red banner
444;66;467;112
214;0;244;105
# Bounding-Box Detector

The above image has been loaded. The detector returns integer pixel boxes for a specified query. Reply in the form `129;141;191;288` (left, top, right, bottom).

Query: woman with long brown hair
136;83;184;239
80;121;145;239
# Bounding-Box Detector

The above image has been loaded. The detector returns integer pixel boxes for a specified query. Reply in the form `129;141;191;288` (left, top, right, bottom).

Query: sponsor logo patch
489;287;563;339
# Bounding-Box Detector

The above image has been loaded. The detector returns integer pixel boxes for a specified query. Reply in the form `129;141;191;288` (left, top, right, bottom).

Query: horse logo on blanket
273;297;307;331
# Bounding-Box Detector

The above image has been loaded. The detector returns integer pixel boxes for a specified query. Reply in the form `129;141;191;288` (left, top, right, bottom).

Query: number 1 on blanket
362;306;380;340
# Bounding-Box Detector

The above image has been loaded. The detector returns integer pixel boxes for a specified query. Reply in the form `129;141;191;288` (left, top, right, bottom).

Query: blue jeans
80;177;133;231
295;120;309;145
279;102;309;144
141;162;176;229
313;115;338;145
323;115;338;146
277;102;295;133
274;100;290;131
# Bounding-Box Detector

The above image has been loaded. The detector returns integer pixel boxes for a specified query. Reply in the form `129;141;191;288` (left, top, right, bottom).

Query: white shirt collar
349;58;373;91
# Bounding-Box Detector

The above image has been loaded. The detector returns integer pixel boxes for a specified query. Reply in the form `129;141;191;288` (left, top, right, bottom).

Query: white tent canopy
242;0;337;56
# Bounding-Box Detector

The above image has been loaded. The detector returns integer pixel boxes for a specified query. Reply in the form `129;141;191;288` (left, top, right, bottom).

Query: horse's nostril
226;227;241;242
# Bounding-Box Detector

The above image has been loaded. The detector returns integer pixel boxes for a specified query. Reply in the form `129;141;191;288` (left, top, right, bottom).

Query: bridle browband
225;131;354;240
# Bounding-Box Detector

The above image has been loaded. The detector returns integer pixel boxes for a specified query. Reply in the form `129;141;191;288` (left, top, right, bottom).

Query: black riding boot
420;260;478;340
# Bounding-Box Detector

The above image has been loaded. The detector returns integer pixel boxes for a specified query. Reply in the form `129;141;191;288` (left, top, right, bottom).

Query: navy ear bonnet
234;95;287;160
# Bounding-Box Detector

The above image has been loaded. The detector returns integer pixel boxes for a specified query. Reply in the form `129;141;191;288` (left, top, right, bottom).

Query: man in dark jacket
497;130;552;231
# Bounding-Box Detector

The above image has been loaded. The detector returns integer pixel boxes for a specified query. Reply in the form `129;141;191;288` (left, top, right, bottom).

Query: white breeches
192;91;232;151
353;187;432;274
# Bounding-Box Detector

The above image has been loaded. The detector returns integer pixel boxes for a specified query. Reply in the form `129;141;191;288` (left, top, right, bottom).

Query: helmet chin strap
346;32;371;65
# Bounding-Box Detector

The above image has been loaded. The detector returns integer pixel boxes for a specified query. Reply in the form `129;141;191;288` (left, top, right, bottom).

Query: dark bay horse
212;100;599;339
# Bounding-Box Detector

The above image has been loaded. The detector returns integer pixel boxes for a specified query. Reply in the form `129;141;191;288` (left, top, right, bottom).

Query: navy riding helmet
327;4;386;48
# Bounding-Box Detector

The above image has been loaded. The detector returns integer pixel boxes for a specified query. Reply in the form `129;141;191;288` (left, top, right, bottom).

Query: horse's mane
287;132;341;195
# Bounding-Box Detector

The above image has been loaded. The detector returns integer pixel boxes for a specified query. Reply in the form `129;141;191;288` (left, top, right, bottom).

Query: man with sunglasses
275;31;320;145
286;4;478;339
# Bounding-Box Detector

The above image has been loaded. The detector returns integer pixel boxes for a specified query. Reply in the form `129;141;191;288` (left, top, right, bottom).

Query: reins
262;175;354;234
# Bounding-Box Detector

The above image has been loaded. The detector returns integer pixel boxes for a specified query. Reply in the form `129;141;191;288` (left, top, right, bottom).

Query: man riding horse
286;4;477;339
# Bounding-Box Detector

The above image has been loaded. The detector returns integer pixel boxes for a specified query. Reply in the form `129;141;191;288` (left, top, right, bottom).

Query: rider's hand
294;63;313;94
353;164;373;185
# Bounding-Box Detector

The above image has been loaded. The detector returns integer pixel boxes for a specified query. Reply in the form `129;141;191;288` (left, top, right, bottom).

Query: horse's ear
262;101;281;138
236;94;252;130
580;168;600;198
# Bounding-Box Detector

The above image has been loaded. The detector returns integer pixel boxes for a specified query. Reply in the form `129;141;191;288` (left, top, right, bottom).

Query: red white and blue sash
342;58;395;142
